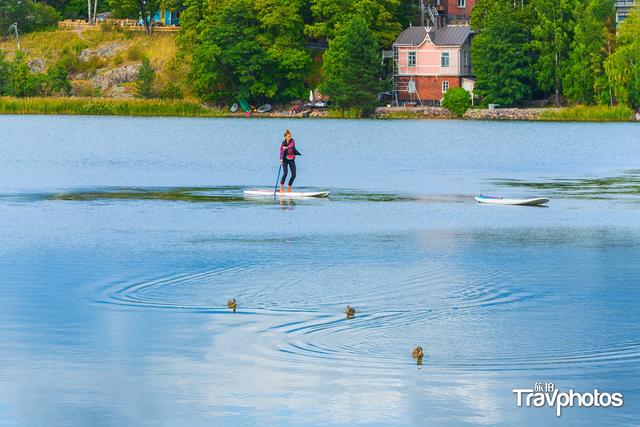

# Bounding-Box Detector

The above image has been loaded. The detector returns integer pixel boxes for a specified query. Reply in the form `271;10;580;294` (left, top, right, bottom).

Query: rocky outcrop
463;108;551;120
91;63;140;91
79;42;126;61
374;106;555;120
374;106;455;119
28;58;46;73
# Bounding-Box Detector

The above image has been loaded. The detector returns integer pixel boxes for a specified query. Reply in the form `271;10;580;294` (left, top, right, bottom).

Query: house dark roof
394;26;428;46
429;25;471;46
394;25;471;47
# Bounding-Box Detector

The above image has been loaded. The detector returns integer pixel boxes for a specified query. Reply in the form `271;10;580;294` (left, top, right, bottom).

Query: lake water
0;115;639;426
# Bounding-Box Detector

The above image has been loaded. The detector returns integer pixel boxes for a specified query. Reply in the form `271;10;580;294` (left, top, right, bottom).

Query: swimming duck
346;305;356;318
227;299;237;312
412;346;424;359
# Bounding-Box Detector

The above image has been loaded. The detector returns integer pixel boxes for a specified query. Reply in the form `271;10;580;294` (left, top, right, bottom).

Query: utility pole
420;0;425;26
8;23;20;51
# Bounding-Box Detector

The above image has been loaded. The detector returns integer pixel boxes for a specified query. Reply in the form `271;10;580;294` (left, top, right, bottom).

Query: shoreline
0;97;638;122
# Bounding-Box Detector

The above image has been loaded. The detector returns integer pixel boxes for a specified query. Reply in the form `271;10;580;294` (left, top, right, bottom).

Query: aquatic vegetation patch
539;105;635;122
492;171;640;200
48;187;247;203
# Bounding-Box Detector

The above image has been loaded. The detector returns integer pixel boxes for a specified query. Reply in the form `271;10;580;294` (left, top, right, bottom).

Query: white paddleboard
474;195;549;206
244;189;330;198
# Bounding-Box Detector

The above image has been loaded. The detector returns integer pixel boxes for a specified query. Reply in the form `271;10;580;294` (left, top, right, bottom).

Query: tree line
471;0;640;108
2;0;639;111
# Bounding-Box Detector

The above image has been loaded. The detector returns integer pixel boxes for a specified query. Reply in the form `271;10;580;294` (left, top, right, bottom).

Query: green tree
605;6;640;108
189;0;309;103
442;87;472;116
1;0;60;33
135;57;156;98
7;52;42;97
321;15;382;113
471;2;533;106
563;0;615;105
43;60;72;96
0;52;9;96
255;0;310;100
306;0;402;48
530;0;576;105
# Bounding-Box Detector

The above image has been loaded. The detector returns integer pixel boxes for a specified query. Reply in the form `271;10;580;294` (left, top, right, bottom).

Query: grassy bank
540;105;635;122
0;97;229;117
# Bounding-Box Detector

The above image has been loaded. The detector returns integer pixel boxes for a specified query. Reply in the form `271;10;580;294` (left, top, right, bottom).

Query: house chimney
420;0;425;27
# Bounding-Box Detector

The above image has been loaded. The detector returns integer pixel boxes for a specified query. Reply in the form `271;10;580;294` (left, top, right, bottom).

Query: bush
442;87;472;117
75;56;107;76
159;82;183;100
135;57;156;98
30;3;61;31
0;52;9;96
126;45;145;61
43;61;72;96
7;53;43;97
72;81;100;97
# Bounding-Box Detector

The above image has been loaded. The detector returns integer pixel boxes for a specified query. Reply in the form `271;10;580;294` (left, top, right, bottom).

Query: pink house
392;25;474;105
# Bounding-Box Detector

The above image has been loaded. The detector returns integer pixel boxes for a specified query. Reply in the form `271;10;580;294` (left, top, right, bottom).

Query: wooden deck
58;20;179;33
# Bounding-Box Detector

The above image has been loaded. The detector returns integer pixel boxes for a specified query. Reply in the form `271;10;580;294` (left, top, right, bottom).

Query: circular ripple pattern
95;256;640;372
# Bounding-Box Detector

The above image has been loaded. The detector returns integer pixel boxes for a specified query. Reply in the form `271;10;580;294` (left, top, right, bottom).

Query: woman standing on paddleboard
279;130;297;193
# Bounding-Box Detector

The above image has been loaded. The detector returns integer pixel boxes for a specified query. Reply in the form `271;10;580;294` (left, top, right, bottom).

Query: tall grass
540;105;635;122
0;97;229;117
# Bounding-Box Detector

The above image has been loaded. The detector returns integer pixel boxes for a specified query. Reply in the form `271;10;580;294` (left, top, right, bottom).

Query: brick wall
398;76;462;102
445;0;476;20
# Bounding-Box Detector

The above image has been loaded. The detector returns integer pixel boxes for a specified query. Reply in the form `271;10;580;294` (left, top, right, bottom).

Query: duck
227;298;237;312
412;346;424;359
345;305;356;318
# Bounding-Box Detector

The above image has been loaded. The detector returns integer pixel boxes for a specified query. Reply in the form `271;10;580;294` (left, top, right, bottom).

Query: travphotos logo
513;382;624;416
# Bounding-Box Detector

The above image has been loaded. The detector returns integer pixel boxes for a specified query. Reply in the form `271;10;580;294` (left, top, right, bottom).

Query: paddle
274;149;286;197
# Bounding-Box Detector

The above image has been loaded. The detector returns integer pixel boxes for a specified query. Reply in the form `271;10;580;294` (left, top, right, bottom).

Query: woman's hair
284;129;291;137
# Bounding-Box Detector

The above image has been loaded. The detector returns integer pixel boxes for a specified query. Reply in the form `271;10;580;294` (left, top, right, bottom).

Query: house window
458;0;466;7
408;51;417;67
463;51;468;67
442;80;449;93
441;52;450;67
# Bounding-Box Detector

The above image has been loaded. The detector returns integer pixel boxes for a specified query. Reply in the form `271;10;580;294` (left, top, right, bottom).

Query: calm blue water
0;115;639;426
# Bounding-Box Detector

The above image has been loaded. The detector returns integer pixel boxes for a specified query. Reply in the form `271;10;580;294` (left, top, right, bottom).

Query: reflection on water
1;116;639;426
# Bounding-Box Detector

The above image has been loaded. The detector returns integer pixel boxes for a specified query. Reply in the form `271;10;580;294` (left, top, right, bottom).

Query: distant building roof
394;26;429;46
429;25;471;46
394;25;471;47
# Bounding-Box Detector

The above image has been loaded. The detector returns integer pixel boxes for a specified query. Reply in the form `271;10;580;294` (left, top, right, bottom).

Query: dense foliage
185;0;310;104
3;0;640;113
0;0;61;35
0;52;71;97
321;15;383;113
471;0;639;108
442;87;472;116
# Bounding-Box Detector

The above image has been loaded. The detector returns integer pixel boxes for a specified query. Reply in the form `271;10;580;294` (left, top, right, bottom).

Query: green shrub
126;45;145;61
442;87;472;117
43;61;72;96
76;56;107;76
135;57;156;98
73;81;99;97
113;54;124;66
159;82;183;100
7;52;43;97
0;52;9;96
